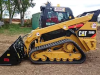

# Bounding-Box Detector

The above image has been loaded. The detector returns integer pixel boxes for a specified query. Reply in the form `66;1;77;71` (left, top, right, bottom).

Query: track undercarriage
29;39;86;64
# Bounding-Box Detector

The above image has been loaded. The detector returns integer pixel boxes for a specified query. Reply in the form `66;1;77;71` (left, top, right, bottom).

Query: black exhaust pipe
0;36;26;66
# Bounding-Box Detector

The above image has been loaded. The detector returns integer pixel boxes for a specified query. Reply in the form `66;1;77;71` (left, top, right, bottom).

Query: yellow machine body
0;5;99;65
23;13;97;64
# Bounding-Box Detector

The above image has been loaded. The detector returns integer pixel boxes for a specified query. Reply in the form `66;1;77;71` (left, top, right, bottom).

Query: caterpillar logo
79;31;87;36
78;30;96;37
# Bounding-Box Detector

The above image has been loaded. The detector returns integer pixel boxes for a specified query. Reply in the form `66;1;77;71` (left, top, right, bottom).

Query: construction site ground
0;27;100;75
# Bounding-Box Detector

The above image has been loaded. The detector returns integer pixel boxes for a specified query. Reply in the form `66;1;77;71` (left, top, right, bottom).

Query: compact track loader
0;2;100;65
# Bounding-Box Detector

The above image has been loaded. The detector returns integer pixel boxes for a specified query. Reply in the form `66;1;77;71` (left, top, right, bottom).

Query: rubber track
29;39;86;64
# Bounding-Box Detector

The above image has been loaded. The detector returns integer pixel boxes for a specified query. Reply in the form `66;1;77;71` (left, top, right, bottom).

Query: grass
0;24;32;35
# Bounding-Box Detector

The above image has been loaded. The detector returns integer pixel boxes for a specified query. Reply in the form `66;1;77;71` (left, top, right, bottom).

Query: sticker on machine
92;23;96;28
54;7;65;12
78;30;96;37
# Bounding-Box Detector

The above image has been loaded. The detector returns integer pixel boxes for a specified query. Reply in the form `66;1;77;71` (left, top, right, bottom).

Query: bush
3;19;9;24
24;19;32;27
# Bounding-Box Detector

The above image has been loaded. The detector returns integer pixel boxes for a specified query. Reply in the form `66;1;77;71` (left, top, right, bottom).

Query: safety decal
78;30;96;37
92;23;96;28
54;7;65;12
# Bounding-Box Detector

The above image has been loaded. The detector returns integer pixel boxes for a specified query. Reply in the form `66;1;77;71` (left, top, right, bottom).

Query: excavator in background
0;2;100;65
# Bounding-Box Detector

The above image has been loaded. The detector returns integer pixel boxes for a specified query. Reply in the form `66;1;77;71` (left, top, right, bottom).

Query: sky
4;0;100;19
30;0;100;16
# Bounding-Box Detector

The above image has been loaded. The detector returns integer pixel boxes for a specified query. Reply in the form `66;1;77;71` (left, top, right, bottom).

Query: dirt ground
0;28;100;75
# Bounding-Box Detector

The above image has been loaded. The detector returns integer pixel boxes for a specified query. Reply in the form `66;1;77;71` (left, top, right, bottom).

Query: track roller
30;52;39;61
41;56;47;61
56;58;61;61
62;58;67;61
49;58;54;61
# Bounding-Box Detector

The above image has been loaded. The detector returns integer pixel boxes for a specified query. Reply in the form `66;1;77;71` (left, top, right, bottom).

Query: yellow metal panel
83;39;96;50
78;38;89;51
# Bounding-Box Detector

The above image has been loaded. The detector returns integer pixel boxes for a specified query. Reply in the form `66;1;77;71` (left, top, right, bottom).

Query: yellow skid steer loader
0;2;99;65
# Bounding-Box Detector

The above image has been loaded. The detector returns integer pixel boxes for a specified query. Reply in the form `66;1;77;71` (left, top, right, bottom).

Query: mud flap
0;36;26;66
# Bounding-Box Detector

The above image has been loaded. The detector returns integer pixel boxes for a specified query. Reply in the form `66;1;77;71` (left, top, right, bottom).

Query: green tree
6;0;17;24
0;0;6;20
15;0;35;26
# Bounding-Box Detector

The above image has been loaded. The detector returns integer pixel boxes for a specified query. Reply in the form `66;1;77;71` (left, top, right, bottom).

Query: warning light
69;16;72;19
57;4;60;7
4;58;9;62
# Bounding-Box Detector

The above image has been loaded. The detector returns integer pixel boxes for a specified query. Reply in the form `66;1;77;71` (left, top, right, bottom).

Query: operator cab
40;2;74;28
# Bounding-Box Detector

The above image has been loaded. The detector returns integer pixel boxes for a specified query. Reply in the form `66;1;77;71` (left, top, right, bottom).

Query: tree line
0;0;35;26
